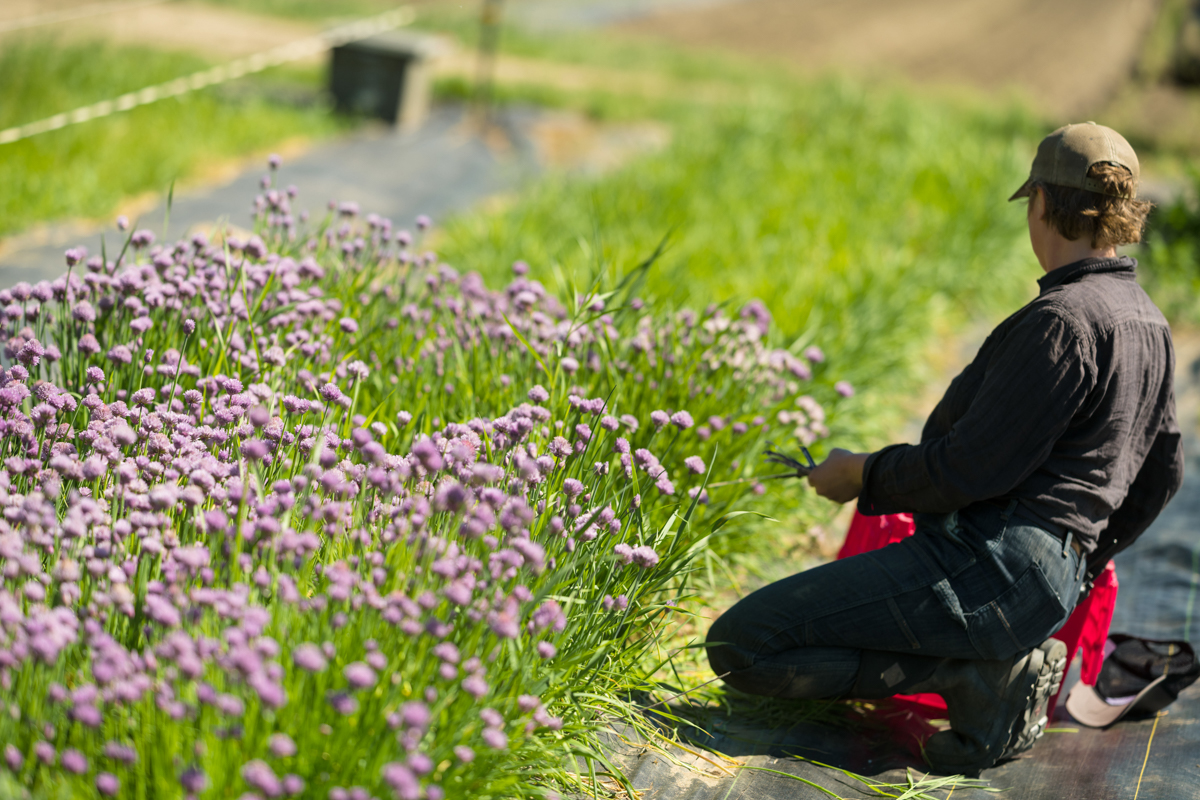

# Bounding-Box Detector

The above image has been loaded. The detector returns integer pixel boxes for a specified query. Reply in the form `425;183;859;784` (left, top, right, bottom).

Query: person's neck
1038;238;1118;274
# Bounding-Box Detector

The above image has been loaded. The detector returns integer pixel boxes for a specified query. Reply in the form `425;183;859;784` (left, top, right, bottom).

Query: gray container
330;30;438;131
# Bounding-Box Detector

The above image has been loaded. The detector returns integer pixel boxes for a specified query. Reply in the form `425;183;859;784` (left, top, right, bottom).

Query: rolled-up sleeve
858;308;1093;515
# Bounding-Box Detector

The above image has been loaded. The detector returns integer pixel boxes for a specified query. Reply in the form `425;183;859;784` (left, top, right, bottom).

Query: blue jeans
706;501;1088;699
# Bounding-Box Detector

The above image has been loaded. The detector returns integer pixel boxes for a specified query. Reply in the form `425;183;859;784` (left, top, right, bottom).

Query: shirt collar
1037;255;1137;294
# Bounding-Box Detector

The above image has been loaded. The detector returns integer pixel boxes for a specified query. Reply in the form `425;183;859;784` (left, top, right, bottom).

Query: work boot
914;638;1068;775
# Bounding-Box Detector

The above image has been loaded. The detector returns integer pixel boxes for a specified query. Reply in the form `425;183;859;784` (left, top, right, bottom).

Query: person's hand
807;448;869;504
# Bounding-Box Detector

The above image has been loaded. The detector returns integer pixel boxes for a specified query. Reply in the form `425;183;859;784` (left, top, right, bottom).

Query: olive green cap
1009;122;1139;201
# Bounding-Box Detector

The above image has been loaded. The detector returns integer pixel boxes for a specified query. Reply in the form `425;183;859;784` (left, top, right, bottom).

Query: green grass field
0;36;349;239
437;80;1046;451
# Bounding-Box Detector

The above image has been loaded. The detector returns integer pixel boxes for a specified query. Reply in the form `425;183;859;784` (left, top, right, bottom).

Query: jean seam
886;597;921;650
752;622;808;657
990;599;1024;651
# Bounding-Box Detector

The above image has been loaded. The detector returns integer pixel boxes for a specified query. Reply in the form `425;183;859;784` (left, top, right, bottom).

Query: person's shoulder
1014;293;1089;342
1036;271;1168;339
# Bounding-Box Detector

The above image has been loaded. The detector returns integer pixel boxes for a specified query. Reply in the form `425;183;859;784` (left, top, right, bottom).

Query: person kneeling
705;123;1182;774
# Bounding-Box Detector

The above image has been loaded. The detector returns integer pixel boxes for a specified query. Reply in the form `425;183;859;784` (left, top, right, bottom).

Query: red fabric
837;509;1118;719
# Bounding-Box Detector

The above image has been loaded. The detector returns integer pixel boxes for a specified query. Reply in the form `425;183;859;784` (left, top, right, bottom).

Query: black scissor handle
762;448;813;478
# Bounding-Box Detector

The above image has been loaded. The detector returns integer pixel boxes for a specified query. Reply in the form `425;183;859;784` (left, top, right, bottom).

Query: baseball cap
1065;634;1199;728
1008;122;1140;201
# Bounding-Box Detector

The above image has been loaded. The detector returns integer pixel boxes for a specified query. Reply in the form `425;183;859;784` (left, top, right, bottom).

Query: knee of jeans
706;615;753;675
719;666;772;696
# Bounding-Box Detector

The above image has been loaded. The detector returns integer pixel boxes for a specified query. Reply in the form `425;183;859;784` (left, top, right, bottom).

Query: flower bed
0;159;851;799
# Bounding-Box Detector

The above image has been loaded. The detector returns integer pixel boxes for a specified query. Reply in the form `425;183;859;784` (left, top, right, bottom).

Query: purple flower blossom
269;733;296;758
96;773;120;796
411;439;444;472
107;344;133;365
670;410;694;429
180;767;208;793
409;752;433;776
344;661;377;690
804;345;825;363
383;763;420;800
104;743;138;767
529;599;566;633
684;456;706;474
327;692;359;715
631;546;660;569
62;748;88;774
740;298;772;335
835;380;855;397
34;741;55;765
462;674;488;698
650;410;669;428
528;384;549;403
633;449;659;471
481;728;508;750
73;300;96;322
242;759;282;797
293;643;327;673
401;701;431;729
242;439;270;461
4;745;22;772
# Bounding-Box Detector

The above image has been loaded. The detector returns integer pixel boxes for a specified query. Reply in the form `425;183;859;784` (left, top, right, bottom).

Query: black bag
1065;634;1200;728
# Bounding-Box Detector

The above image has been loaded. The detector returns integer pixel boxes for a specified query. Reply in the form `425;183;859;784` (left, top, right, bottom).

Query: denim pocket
967;564;1070;661
913;513;978;579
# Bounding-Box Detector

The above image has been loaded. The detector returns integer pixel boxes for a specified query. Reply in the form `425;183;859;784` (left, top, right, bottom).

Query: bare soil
615;0;1162;119
0;0;318;58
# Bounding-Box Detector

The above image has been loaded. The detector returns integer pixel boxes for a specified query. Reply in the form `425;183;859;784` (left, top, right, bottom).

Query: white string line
0;0;167;35
0;6;416;147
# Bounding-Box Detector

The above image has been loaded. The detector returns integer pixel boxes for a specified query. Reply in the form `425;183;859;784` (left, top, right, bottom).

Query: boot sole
1000;637;1068;761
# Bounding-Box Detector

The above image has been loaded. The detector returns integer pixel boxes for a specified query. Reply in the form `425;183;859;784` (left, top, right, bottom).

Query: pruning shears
763;446;817;477
707;446;817;488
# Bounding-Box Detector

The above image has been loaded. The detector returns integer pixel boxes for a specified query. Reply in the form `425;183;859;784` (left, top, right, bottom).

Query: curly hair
1029;162;1154;248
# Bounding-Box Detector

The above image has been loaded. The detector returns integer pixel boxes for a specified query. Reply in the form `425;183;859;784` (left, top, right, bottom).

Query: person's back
890;256;1178;561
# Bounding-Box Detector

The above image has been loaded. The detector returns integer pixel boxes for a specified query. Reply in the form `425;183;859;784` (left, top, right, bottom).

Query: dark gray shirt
859;256;1183;575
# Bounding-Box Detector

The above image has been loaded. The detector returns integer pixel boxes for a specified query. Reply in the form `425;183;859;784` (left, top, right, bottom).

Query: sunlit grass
437;79;1046;460
0;36;350;239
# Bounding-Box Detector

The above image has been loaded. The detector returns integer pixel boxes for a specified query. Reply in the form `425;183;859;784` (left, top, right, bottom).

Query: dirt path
0;0;318;58
616;0;1162;118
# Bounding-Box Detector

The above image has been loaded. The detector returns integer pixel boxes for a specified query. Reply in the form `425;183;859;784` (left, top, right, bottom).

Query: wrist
846;452;869;491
